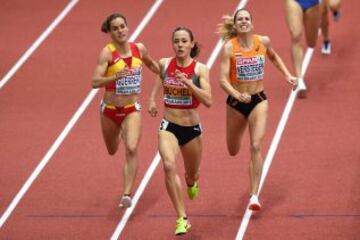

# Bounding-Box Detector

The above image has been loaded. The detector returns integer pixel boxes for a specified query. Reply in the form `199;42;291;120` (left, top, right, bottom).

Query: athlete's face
109;17;129;43
234;10;253;33
172;30;194;59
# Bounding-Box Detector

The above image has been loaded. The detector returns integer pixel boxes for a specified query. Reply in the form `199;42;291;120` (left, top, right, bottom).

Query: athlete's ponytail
191;42;201;58
217;15;236;40
101;13;128;33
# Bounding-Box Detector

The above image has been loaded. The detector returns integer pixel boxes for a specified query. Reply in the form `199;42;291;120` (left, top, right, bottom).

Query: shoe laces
176;217;186;226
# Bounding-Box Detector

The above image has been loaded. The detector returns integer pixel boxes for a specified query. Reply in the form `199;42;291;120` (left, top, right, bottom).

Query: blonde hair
217;15;236;40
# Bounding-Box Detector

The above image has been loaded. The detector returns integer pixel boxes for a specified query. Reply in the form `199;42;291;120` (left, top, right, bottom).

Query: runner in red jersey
92;13;159;208
148;27;212;236
163;58;200;109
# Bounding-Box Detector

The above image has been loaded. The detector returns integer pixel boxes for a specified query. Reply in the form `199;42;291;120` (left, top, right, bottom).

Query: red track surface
0;0;359;239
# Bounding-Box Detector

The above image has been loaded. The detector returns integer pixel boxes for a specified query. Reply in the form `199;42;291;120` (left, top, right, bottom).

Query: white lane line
129;0;164;42
235;48;315;240
110;1;249;239
0;0;79;89
0;0;163;229
0;89;97;229
110;153;161;240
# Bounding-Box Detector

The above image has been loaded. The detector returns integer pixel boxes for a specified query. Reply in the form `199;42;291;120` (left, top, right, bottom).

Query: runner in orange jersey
218;8;297;211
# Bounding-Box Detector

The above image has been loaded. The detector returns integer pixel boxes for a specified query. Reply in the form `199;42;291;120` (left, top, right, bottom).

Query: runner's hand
174;69;191;85
148;100;158;117
236;92;251;103
286;75;298;90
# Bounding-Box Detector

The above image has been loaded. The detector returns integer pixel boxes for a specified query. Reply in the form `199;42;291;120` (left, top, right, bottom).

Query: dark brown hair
172;27;201;58
101;13;127;33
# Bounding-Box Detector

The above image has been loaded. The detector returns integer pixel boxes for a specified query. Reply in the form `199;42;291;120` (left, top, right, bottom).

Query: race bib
163;77;192;106
235;56;265;81
116;67;142;95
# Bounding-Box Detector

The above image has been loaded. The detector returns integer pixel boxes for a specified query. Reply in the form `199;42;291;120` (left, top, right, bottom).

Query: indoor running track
0;0;359;239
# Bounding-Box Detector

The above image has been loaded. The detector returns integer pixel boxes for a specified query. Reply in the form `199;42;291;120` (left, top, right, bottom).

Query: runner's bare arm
260;36;297;86
137;43;160;75
219;42;250;102
92;47;128;88
148;58;165;117
176;63;212;108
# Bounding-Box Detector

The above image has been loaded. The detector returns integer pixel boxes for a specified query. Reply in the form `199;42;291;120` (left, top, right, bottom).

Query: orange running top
229;34;266;84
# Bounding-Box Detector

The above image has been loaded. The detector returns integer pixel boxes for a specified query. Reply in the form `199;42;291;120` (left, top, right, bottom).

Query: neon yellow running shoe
187;182;199;200
175;217;191;235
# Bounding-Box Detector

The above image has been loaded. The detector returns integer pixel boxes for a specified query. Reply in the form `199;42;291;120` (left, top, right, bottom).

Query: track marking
0;0;79;89
235;48;315;240
0;0;163;229
110;1;248;239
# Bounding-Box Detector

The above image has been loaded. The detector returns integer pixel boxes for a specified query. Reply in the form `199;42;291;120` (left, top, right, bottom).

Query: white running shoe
119;195;132;208
297;78;307;91
296;78;307;98
249;195;261;211
321;41;332;55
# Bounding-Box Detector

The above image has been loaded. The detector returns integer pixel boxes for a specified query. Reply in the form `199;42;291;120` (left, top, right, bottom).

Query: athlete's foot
119;194;132;208
321;40;332;55
175;217;191;235
187;182;199;200
248;195;261;211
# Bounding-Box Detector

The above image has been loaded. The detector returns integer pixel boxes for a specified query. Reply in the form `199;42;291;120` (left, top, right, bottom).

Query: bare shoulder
135;42;146;50
159;57;170;67
158;57;172;75
221;39;234;57
195;61;209;77
223;39;233;51
258;35;271;47
135;42;147;55
196;61;208;71
98;46;112;62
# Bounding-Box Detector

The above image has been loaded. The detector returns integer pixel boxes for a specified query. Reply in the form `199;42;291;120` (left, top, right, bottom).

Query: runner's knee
290;28;302;43
162;159;176;175
250;141;262;154
291;34;302;45
125;142;138;156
